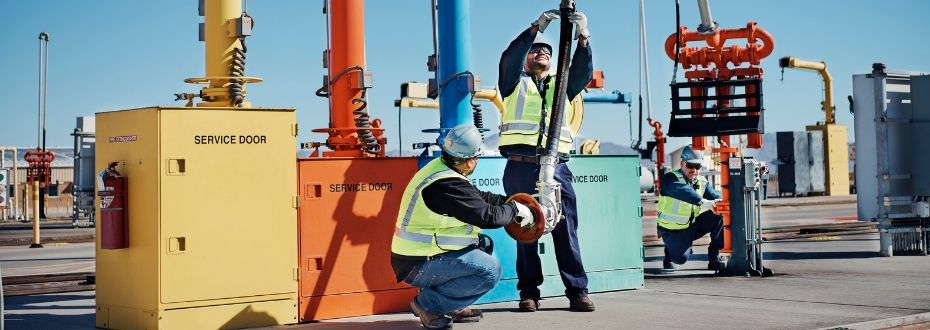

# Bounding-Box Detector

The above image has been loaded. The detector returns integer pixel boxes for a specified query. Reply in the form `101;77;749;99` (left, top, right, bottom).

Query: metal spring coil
353;87;381;155
470;95;484;137
229;38;247;107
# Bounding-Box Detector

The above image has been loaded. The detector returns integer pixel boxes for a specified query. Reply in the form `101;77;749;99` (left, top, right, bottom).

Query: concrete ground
5;232;930;330
6;195;930;329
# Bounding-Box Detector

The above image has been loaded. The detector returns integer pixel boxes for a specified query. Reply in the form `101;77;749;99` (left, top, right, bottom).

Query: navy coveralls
498;27;593;300
658;169;724;264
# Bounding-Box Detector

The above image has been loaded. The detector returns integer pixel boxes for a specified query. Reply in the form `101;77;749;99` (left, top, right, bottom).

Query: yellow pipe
30;181;41;248
190;0;261;107
780;57;835;124
473;88;505;115
205;0;239;88
397;88;506;113
395;99;440;109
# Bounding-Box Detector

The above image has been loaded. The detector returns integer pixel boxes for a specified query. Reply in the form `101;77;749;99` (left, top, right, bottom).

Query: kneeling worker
392;124;537;329
657;145;726;271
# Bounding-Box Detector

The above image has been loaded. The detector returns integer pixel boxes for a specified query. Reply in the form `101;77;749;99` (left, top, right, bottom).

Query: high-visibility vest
657;170;708;230
499;73;575;154
391;158;480;257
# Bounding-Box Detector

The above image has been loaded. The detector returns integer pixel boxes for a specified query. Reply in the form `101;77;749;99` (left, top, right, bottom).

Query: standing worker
497;9;594;312
392;124;538;329
657;145;726;271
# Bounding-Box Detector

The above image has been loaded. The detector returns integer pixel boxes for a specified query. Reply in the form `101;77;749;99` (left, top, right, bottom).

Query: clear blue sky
2;0;928;155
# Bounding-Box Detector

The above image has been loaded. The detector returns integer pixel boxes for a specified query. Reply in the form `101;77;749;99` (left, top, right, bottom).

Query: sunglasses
685;163;702;170
529;47;551;55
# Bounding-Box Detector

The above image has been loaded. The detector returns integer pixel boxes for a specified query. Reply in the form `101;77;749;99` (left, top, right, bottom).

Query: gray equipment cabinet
71;116;95;227
775;131;825;196
852;64;930;256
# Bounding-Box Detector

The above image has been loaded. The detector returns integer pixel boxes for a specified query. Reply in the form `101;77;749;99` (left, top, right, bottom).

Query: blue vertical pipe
436;0;471;142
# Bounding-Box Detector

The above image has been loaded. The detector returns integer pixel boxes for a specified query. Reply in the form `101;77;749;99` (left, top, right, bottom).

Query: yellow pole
780;57;834;124
473;88;506;115
199;0;243;107
30;181;42;248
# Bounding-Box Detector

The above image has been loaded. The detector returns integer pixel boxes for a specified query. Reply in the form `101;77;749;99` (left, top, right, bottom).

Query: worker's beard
527;61;549;74
461;166;475;177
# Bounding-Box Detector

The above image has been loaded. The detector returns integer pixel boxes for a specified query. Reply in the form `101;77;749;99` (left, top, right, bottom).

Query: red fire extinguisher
98;162;128;249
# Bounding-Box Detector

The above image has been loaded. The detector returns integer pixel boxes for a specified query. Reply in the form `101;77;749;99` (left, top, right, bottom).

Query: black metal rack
667;78;764;137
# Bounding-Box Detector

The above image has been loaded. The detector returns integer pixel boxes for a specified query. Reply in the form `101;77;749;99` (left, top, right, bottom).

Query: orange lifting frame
663;21;774;254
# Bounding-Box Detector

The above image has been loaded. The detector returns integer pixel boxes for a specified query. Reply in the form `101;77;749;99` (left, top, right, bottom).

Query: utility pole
30;32;51;248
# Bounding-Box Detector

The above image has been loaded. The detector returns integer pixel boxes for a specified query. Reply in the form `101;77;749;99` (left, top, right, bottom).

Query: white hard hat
531;33;553;53
442;124;483;159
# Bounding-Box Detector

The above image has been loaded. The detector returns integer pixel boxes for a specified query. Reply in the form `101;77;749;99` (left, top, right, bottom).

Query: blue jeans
503;160;588;300
402;247;502;314
657;211;724;264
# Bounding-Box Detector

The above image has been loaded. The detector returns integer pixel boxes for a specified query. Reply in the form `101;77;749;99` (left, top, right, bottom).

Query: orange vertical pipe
714;84;735;254
328;0;365;142
648;118;665;195
690;86;706;150
716;146;733;254
746;82;763;148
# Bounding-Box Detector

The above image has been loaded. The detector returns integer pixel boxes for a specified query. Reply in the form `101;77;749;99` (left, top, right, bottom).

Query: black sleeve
499;27;536;98
422;178;517;229
478;189;509;206
566;41;593;100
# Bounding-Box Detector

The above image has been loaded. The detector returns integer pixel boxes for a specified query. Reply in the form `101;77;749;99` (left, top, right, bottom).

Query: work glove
512;202;536;228
567;11;590;39
699;199;717;215
532;9;561;33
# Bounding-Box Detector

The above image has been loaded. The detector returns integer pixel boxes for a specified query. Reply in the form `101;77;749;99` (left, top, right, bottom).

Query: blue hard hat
681;145;704;164
442;124;483;159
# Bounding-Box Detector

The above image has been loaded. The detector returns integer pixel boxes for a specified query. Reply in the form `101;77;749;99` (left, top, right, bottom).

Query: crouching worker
657;145;726;272
391;124;538;329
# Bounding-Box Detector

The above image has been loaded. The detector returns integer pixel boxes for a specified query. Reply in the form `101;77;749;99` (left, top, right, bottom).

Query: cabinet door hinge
293;267;300;281
292;195;300;209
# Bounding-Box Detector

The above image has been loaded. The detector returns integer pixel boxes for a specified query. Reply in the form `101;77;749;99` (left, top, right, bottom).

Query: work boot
662;258;677;271
517;298;539;312
448;307;483;323
568;295;595;312
410;299;452;329
708;255;726;271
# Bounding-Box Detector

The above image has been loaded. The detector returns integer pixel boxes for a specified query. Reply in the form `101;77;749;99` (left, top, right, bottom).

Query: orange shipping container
297;157;419;321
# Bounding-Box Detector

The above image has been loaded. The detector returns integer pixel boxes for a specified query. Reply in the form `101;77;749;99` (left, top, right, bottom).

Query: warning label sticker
109;135;137;143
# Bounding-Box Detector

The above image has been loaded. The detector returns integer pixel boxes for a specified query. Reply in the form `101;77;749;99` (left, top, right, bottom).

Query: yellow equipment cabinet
806;124;850;196
95;107;299;329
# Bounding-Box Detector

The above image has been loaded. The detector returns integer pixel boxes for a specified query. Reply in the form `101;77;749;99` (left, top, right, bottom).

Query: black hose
470;96;484;136
672;0;681;83
438;70;483;131
543;1;575;158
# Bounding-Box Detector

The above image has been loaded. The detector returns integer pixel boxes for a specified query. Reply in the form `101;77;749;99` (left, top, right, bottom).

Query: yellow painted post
195;0;253;107
780;57;835;124
30;181;42;248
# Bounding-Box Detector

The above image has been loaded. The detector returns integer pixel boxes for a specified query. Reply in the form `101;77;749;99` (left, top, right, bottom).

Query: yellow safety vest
657;170;708;230
499;73;575;154
391;158;480;257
